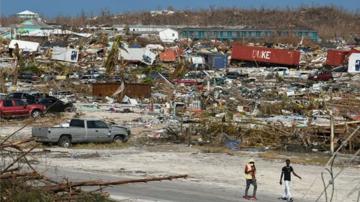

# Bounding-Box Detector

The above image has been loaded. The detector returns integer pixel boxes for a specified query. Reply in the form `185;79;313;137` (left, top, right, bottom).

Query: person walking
243;158;257;200
279;159;302;201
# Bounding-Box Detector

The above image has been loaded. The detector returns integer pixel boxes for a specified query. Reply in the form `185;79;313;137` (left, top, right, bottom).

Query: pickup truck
32;118;131;148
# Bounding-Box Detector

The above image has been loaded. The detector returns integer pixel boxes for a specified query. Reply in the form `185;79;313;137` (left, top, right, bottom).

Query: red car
0;99;46;119
308;70;333;81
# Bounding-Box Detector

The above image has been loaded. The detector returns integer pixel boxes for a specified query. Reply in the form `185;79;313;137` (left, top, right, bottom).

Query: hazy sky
1;0;359;17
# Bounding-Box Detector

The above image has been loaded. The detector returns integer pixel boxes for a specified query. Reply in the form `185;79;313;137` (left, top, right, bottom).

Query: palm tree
0;66;13;93
104;35;123;76
0;69;6;93
12;43;23;86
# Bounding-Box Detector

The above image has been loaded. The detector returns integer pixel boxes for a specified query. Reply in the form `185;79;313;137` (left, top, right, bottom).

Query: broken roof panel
160;49;177;62
9;40;39;52
119;47;157;65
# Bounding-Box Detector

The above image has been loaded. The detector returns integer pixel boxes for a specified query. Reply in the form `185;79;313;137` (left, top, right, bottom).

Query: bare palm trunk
0;70;6;93
12;44;21;86
12;65;18;86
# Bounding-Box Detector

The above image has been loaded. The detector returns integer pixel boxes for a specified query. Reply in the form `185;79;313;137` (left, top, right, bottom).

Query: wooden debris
44;175;188;193
0;137;188;201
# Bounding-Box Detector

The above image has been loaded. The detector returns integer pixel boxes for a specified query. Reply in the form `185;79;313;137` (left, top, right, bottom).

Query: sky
1;0;359;17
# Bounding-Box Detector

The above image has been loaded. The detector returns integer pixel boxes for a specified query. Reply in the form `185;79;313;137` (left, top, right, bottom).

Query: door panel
14;100;28;116
68;120;86;143
2;100;14;117
86;121;111;143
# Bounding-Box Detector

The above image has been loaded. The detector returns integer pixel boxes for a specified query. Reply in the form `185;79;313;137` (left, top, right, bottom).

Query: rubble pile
1;12;359;155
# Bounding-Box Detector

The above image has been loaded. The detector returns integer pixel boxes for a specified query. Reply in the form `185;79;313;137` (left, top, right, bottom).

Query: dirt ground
1;112;359;201
33;144;359;202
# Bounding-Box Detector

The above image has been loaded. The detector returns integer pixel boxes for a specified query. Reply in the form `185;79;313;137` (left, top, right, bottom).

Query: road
39;166;310;202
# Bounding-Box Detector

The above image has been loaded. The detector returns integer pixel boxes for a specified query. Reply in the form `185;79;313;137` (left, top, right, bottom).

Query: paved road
40;166;308;202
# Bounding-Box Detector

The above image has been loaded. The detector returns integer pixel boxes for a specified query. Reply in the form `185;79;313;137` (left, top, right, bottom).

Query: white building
16;10;40;20
150;10;175;17
159;28;179;43
129;25;163;34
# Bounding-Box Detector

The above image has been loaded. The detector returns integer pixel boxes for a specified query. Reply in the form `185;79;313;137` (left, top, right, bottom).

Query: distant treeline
2;6;359;41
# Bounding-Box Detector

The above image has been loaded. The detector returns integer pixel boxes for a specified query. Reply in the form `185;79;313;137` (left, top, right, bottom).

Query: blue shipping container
211;55;228;69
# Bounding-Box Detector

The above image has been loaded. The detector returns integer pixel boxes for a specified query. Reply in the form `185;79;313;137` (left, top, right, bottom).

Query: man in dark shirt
279;159;302;201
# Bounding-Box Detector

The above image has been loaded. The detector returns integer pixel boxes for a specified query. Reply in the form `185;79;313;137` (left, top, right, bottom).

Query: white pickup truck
32;118;131;148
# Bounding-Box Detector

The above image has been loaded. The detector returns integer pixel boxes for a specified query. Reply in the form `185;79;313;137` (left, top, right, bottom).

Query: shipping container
51;47;79;63
231;44;301;66
207;54;228;69
326;49;360;67
325;49;349;67
348;53;360;73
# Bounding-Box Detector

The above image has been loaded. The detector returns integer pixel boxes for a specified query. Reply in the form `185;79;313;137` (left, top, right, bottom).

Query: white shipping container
348;53;360;73
51;47;79;63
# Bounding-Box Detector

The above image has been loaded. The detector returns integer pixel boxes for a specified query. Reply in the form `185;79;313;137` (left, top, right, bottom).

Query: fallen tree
0;137;188;201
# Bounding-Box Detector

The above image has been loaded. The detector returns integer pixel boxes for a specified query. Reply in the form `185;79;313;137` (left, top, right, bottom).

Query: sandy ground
36;145;360;202
2;112;359;201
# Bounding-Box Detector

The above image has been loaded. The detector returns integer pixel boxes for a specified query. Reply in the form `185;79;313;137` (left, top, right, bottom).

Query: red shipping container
231;44;301;66
160;49;177;62
326;49;350;67
326;49;360;67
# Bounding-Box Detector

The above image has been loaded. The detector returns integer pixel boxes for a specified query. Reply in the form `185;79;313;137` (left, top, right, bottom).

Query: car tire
113;135;127;143
58;135;71;148
31;110;42;118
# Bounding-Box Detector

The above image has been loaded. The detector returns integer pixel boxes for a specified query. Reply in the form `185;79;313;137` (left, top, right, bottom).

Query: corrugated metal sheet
326;49;349;67
326;49;360;67
231;44;300;66
92;83;151;99
160;49;177;62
